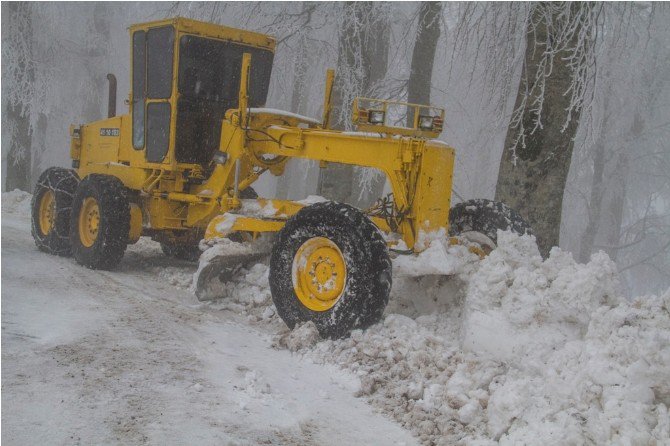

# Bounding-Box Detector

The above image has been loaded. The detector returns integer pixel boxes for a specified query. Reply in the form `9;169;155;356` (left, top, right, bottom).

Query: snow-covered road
1;192;417;445
4;190;670;445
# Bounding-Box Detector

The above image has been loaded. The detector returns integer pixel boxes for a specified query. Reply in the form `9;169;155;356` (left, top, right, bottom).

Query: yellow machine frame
70;18;455;251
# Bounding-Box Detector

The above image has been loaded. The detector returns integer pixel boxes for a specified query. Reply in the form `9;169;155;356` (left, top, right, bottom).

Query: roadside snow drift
275;232;670;445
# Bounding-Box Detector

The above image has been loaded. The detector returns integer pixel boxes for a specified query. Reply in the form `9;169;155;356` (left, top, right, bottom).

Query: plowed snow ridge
206;215;670;444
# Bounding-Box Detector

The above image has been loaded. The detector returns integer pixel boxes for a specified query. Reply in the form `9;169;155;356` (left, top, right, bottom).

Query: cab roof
128;17;276;52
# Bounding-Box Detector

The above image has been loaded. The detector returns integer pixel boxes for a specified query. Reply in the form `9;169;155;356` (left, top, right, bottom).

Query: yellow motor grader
31;18;530;338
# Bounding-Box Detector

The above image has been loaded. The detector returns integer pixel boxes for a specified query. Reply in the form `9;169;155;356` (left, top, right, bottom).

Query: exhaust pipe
106;73;117;118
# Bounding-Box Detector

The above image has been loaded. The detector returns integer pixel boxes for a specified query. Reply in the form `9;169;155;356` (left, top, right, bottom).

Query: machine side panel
77;115;152;191
80;116;122;164
412;144;455;237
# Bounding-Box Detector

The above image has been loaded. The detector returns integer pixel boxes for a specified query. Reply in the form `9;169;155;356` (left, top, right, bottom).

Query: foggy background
2;2;669;296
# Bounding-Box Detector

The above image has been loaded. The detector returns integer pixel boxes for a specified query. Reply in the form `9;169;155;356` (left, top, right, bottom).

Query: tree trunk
578;94;611;263
495;5;584;257
276;3;316;200
291;33;309;117
277;35;316;200
5;103;33;192
407;2;442;123
601;153;627;261
3;2;34;192
317;2;390;206
578;137;606;263
82;3;112;122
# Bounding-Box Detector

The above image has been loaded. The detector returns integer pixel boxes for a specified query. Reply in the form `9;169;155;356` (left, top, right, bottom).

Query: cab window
147;26;174;99
132;30;146;149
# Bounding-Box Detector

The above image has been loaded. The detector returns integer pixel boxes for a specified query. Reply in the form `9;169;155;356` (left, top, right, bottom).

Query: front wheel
448;198;532;253
270;202;392;339
70;175;130;270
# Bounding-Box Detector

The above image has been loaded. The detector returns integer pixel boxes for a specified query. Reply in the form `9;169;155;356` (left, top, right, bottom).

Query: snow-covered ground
1;190;417;445
3;190;669;445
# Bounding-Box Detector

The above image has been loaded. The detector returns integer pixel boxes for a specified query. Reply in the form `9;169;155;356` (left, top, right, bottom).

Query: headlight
419;115;434;131
368;110;385;125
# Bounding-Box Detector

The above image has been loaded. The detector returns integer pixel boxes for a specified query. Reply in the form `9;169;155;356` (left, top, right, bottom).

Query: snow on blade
392;231;479;277
295;195;329;206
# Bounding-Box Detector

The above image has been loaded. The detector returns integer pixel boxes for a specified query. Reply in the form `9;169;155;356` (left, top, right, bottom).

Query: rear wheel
270;201;392;339
31;167;79;256
449;199;532;253
70;175;130;270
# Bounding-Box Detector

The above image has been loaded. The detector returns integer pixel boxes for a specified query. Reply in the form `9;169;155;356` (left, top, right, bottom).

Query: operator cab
129;18;275;166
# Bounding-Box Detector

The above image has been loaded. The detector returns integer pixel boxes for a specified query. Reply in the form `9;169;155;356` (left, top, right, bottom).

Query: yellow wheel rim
78;197;100;248
292;237;347;312
38;190;56;235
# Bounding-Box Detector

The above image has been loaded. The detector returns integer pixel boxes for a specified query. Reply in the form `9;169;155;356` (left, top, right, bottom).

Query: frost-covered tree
495;2;601;256
2;2;35;192
556;3;670;294
317;1;391;207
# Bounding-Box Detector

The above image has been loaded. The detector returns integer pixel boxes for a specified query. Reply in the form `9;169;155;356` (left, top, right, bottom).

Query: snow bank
280;232;670;445
462;231;622;362
489;290;670;444
2;189;32;218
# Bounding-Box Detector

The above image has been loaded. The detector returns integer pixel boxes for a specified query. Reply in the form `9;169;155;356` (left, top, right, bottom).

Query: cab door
131;26;175;164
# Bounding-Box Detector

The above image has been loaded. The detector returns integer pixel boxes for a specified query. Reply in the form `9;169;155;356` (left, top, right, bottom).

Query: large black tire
31;167;80;256
270;201;392;339
448;198;532;249
160;242;201;262
239;187;258;200
70;174;130;270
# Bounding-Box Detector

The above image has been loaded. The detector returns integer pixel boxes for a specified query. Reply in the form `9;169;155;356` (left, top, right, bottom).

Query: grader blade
193;236;273;301
194;252;269;301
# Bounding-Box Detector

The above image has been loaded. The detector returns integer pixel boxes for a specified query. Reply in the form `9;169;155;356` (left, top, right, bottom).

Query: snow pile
462;231;622;362
2;189;32;218
392;230;479;278
488;290;670;444
302;309;503;444
213;213;238;235
275;321;321;352
203;262;272;311
281;232;670;445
